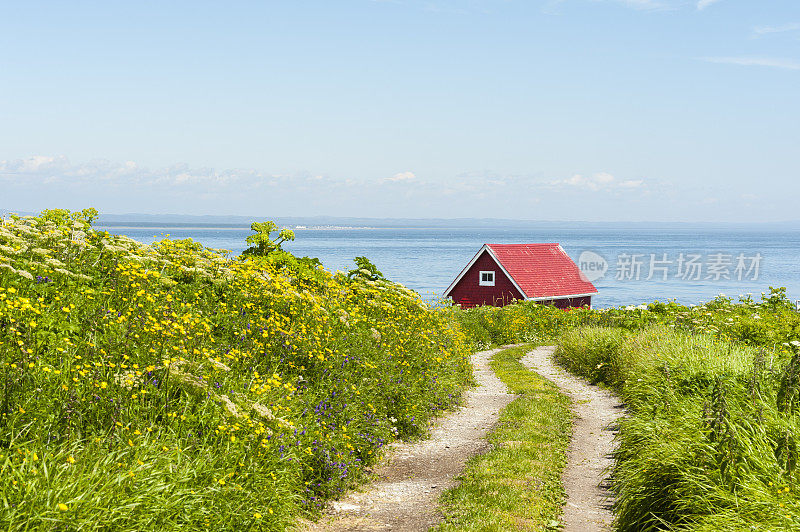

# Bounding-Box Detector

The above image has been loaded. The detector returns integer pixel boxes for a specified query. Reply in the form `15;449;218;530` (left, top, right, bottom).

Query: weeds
0;210;473;531
556;325;800;530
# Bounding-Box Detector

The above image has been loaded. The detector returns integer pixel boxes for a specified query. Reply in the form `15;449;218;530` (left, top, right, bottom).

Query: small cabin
443;243;598;309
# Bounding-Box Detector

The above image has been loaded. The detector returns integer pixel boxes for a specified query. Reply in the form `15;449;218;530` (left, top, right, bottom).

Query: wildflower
58;503;69;511
67;456;76;464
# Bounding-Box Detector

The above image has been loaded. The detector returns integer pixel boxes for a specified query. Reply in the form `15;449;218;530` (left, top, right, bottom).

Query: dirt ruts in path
299;347;515;532
521;346;624;532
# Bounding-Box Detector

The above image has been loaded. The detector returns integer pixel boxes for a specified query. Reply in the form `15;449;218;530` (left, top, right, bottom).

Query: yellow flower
128;439;134;447
253;513;262;519
58;503;69;511
67;455;76;464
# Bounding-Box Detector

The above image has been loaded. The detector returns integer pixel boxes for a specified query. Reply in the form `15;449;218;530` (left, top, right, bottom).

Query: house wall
449;250;525;308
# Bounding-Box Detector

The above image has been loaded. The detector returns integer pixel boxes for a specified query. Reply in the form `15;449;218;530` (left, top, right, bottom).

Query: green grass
434;345;572;531
0;210;474;531
556;325;800;531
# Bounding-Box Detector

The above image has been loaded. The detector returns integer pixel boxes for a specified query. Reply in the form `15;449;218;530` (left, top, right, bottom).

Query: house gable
446;249;524;308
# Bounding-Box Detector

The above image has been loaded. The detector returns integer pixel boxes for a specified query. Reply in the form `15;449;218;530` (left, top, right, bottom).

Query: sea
96;222;800;309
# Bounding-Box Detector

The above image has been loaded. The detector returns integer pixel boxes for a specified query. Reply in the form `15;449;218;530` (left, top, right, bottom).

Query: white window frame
479;270;495;286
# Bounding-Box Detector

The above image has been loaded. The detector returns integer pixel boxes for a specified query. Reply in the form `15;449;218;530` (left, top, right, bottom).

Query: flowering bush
0;210;472;531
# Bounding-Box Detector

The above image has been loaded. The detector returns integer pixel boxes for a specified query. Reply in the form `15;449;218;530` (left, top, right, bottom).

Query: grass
556;325;800;531
0;209;474;531
8;209;800;530
434;345;572;531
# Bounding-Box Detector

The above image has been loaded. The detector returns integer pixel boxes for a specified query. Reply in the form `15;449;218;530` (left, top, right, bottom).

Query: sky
1;0;798;222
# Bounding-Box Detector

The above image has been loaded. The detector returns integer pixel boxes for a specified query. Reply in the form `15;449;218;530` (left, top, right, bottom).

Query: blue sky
1;0;798;221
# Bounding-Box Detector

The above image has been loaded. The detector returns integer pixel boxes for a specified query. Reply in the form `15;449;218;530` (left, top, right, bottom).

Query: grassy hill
0;209;472;531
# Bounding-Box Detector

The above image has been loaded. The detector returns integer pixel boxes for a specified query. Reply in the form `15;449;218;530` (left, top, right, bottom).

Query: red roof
485;243;597;299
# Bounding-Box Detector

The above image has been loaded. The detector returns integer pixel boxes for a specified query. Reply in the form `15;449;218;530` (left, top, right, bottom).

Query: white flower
218;394;240;417
45;257;66;268
208;358;231;372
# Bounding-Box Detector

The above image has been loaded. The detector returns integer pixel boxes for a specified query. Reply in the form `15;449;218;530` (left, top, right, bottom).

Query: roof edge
442;245;489;298
525;291;597;302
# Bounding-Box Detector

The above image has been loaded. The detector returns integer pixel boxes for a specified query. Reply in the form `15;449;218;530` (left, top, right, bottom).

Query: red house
443;243;598;309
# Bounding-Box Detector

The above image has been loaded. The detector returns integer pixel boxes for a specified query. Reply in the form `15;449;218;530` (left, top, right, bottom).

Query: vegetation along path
302;348;515;532
521;346;624;532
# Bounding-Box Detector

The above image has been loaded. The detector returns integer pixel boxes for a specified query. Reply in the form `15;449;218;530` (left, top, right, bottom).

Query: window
479;271;495;286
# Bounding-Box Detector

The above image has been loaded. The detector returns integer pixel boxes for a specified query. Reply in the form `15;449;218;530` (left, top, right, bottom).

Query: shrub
0;211;473;531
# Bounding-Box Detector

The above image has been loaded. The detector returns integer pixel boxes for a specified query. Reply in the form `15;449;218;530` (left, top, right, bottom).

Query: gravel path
521;346;624;532
299;348;515;532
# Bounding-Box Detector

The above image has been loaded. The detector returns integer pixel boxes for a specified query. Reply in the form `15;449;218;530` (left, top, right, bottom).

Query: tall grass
556;325;800;530
0;210;473;531
450;300;664;350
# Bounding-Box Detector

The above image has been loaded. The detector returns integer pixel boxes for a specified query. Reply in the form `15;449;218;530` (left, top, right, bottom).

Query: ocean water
97;224;800;309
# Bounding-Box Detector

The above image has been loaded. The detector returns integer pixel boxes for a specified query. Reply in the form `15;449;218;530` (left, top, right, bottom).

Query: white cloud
384;171;416;182
593;171;615;184
753;23;800;36
1;155;668;219
551;0;734;13
0;155;70;175
700;56;800;70
550;172;646;191
0;155;288;189
696;0;722;10
614;0;671;11
543;0;674;12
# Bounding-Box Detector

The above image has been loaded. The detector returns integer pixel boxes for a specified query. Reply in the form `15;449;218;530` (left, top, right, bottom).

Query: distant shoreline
95;224;383;231
6;210;800;230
